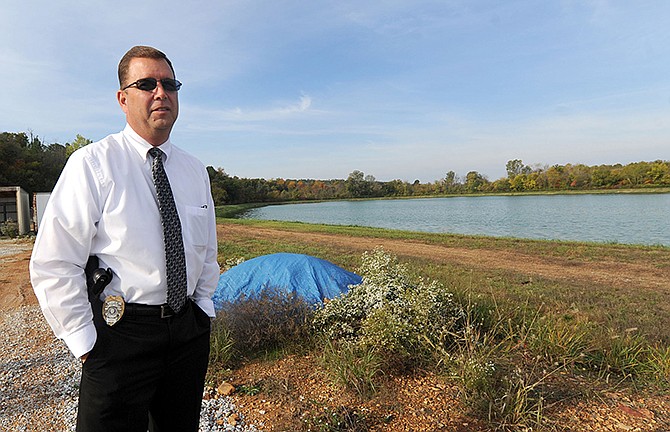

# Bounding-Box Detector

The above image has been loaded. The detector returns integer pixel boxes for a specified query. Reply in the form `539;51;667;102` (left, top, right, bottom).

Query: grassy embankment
212;204;670;429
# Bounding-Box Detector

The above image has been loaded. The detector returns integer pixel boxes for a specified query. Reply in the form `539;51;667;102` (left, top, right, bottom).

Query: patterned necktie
149;147;187;313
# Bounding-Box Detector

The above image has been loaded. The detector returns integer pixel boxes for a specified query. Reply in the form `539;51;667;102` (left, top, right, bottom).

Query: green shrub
313;247;465;369
0;219;19;238
216;287;315;359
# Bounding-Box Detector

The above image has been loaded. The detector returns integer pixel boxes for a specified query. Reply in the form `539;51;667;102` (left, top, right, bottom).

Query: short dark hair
118;46;175;89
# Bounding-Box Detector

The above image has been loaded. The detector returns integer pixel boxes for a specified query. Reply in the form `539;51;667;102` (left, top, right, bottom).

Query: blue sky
1;1;669;182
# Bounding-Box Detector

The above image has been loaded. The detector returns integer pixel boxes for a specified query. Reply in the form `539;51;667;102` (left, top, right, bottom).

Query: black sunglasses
122;77;182;92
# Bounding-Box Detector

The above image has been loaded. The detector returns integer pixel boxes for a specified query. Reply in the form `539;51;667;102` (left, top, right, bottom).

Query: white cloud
181;93;320;131
279;94;312;114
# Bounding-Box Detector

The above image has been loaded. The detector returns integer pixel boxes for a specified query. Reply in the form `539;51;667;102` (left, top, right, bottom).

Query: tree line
2;132;669;205
208;159;670;204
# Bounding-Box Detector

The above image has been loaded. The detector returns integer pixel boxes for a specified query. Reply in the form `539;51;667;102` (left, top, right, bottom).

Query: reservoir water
241;193;670;246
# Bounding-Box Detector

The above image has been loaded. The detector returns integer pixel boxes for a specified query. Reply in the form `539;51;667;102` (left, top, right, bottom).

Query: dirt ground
2;225;669;431
0;238;36;312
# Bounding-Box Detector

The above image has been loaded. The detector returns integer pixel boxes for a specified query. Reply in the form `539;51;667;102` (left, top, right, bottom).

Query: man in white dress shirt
29;46;219;432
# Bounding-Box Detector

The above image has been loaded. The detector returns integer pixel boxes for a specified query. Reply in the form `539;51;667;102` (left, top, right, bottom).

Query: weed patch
214;288;315;362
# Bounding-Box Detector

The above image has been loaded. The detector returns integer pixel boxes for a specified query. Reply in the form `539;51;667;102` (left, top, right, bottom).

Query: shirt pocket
182;205;209;247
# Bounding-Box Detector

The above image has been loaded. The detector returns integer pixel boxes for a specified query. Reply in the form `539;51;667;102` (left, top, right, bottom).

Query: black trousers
76;299;211;432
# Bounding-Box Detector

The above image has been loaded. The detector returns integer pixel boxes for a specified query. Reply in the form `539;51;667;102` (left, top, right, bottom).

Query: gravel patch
0;238;33;258
0;305;262;431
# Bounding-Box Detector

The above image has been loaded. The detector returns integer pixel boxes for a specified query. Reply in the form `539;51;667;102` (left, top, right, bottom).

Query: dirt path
0;239;36;311
217;223;670;292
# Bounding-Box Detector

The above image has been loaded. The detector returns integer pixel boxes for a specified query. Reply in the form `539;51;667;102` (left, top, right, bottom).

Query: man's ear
117;90;129;114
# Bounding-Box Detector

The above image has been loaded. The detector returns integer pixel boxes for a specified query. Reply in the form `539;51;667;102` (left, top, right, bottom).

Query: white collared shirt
29;125;220;358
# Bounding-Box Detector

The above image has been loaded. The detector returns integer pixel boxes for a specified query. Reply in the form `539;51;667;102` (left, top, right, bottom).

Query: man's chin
151;118;177;130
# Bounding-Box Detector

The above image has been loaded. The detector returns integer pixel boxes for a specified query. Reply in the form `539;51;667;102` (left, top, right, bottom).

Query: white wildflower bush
221;256;245;272
313;247;466;368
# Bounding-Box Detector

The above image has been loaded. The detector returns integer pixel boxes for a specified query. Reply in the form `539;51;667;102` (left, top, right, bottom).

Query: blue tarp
212;253;362;310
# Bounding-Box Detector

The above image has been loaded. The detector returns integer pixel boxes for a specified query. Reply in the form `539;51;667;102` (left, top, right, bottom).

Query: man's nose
153;82;168;99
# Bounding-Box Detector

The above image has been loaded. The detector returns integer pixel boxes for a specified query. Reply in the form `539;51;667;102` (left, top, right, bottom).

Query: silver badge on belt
102;295;125;326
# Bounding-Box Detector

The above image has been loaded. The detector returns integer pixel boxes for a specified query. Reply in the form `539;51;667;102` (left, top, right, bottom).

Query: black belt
124;302;188;319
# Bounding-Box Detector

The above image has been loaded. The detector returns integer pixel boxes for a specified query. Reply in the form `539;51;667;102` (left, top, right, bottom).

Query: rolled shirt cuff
62;322;97;359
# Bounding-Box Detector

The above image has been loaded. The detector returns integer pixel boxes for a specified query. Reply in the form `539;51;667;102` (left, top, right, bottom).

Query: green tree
506;159;525;178
510;173;527;192
620;162;649;187
464;171;487;193
37;144;67;191
65;134;93;158
566;164;591;188
442;170;461;193
648;161;670;185
346;170;375;197
0;132;67;192
591;165;614;188
0;132;29;186
382;179;409;196
491;177;511;192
